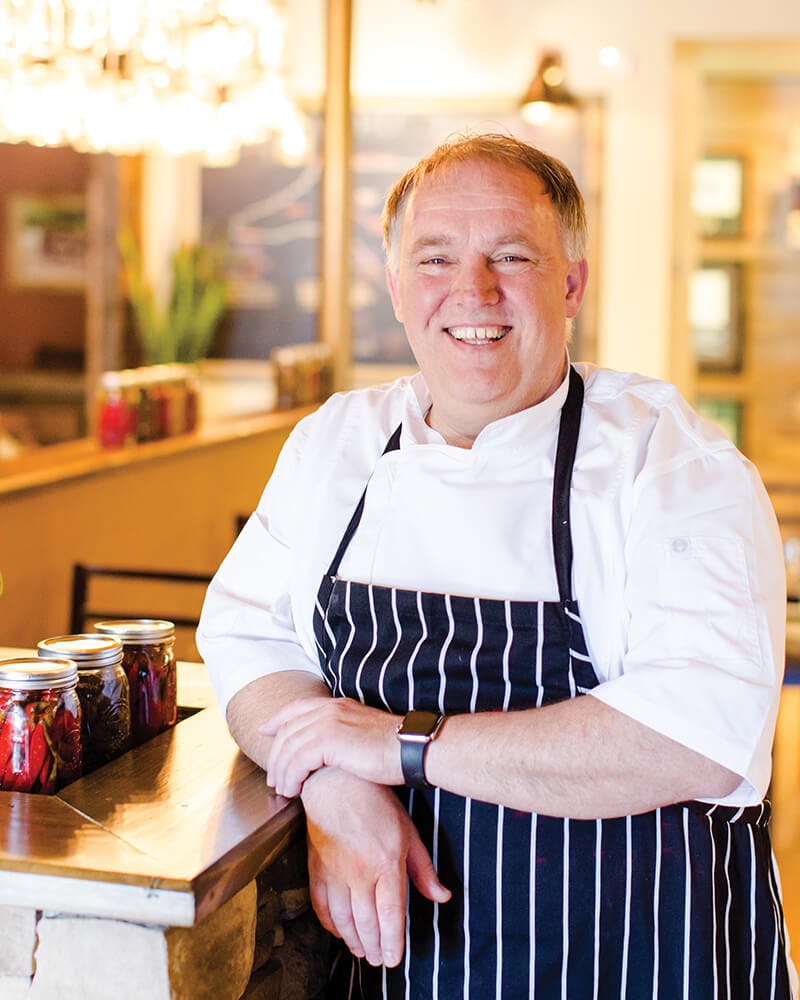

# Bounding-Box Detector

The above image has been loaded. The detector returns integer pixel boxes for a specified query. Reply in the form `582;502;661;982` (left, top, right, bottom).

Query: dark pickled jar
0;657;82;794
94;620;176;746
38;634;131;773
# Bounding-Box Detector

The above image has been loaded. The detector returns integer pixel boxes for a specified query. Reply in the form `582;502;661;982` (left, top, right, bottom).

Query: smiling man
198;134;794;999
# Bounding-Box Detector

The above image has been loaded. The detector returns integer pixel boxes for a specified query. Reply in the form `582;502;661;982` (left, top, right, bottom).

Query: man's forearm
225;670;330;771
425;695;742;817
266;692;742;816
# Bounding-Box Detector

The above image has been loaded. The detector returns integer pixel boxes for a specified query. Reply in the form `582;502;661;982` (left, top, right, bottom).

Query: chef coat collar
402;354;572;451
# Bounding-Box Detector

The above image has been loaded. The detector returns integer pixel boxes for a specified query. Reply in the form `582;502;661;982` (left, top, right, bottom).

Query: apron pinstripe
312;367;792;999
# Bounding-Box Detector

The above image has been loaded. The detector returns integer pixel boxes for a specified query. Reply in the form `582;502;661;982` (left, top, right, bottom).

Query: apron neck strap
324;423;401;578
551;365;585;603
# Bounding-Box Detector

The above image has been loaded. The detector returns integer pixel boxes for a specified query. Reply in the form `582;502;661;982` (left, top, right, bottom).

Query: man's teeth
446;326;508;342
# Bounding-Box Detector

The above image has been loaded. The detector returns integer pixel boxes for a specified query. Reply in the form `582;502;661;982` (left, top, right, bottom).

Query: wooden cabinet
672;42;800;542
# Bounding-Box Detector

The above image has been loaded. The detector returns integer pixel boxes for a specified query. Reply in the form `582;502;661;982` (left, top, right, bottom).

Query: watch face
398;711;441;738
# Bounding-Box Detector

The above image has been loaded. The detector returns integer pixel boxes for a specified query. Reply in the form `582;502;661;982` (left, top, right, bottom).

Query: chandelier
0;0;306;162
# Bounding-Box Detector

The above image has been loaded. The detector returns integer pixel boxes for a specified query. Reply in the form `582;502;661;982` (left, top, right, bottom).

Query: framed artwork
696;397;743;449
6;193;87;290
691;155;744;238
688;261;744;372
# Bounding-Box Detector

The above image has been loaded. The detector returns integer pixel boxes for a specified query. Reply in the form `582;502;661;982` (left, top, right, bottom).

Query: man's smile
444;325;511;343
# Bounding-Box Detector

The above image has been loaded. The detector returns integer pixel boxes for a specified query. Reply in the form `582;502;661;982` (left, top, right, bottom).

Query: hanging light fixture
520;50;579;126
0;0;306;162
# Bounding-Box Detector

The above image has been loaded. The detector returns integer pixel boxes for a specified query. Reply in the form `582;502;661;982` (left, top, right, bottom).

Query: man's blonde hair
382;131;588;267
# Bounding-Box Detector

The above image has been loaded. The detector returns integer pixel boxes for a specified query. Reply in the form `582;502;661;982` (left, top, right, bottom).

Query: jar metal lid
0;656;78;691
38;634;124;668
94;619;176;642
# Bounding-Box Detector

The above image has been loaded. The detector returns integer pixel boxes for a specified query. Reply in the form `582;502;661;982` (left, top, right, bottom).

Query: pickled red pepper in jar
37;634;131;773
0;657;82;794
94;620;176;745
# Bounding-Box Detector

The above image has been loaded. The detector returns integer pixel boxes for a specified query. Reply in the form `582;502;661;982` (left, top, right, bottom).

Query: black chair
70;563;213;660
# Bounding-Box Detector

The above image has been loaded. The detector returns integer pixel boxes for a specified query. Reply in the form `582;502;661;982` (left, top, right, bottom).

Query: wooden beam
84;154;123;432
320;0;352;391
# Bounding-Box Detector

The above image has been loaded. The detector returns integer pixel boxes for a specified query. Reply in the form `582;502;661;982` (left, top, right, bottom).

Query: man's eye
421;257;447;265
498;254;527;263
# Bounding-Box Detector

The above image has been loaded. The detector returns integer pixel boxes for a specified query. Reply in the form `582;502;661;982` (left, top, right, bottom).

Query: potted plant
120;232;228;366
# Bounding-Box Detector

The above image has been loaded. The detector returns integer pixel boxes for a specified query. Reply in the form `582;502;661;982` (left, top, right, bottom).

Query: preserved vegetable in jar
38;634;131;772
94;620;176;745
0;657;82;794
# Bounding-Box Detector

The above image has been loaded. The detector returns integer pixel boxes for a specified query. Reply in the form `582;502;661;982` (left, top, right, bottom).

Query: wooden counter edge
0;704;306;927
0;406;317;498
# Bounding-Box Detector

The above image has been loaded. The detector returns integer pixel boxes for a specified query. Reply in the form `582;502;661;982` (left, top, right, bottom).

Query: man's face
387;158;587;446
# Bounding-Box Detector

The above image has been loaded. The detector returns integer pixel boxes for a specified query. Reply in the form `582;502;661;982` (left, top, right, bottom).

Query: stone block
28;881;257;1000
256;887;281;930
0;906;37;976
278;888;309;922
29;916;171;999
251;925;277;975
271;911;331;1000
240;958;282;1000
166;881;257;1000
0;974;32;998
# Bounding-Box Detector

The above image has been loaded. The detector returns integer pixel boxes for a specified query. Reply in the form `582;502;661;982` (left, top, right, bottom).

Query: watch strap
400;737;433;790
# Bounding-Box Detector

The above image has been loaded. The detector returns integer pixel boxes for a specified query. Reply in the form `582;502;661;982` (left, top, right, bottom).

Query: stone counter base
0;838;331;999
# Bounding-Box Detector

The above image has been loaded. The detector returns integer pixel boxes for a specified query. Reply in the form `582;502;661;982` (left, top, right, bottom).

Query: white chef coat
197;362;787;807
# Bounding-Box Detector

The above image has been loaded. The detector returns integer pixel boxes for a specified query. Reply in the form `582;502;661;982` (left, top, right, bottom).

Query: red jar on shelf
97;371;136;448
0;657;82;794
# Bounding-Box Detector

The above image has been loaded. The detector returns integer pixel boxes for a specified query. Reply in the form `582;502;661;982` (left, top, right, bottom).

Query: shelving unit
672;42;800;541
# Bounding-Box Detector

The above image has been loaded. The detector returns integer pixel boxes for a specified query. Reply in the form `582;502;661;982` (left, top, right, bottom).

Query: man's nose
451;260;500;305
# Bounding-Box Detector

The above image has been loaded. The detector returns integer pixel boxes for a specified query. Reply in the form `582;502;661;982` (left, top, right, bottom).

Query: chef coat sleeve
587;437;786;802
196;417;323;717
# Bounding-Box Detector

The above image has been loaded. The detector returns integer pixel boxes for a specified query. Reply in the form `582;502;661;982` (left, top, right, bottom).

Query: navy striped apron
312;367;792;999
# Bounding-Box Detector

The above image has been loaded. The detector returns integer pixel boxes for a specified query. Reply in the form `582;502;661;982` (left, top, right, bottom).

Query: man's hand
301;767;450;968
262;696;403;797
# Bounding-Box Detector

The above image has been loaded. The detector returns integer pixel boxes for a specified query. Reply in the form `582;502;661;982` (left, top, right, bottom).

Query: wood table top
0;651;301;926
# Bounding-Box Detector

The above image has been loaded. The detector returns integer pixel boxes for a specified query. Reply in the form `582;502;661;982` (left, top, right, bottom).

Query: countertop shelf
0;405;316;498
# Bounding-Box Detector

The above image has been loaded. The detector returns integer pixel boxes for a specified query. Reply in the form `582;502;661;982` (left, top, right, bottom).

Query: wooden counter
0;654;301;927
0;407;315;498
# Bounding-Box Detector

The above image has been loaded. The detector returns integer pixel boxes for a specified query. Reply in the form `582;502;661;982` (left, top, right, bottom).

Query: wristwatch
396;710;445;790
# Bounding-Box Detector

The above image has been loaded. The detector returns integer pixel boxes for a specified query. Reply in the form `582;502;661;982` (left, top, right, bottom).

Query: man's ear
386;263;404;323
565;259;589;318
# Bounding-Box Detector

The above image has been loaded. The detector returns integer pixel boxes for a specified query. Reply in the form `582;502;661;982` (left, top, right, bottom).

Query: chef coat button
671;537;689;554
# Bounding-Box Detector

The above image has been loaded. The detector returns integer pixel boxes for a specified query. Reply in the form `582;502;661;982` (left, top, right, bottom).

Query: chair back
70;563;213;661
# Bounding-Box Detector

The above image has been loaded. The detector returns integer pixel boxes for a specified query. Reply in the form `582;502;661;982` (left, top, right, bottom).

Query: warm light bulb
598;45;621;69
521;101;553;126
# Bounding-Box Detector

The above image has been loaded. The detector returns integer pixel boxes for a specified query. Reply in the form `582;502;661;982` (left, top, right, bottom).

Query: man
198;133;794;998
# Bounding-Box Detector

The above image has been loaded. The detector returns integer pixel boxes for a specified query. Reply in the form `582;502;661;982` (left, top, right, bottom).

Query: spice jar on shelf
93;620;176;746
0;657;82;794
38;634;131;773
97;370;137;448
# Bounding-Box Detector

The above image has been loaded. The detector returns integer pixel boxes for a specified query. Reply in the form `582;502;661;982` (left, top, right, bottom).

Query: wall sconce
520;51;579;125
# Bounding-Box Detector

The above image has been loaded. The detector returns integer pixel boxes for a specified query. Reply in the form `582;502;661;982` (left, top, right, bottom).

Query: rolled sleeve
588;445;786;803
197;422;322;717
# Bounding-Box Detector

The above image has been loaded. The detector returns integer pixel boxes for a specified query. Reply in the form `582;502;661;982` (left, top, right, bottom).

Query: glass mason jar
0;657;82;794
38;634;131;773
93;620;177;745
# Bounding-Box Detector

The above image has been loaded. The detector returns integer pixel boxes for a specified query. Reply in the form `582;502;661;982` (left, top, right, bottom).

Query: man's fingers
327;884;366;959
406;828;451;904
374;871;406;967
308;874;338;938
350;890;383;967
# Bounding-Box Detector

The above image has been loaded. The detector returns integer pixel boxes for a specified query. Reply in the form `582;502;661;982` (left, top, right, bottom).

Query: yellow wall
0;421;296;652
